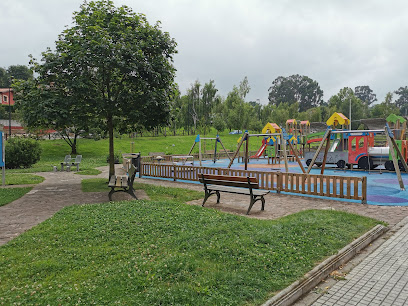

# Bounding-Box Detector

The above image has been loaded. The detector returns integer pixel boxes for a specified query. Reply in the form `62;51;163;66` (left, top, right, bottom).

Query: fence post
361;176;367;204
139;162;143;178
276;172;281;193
173;165;176;181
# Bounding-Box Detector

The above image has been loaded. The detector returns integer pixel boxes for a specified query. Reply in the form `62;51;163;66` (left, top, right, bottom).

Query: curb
262;224;388;306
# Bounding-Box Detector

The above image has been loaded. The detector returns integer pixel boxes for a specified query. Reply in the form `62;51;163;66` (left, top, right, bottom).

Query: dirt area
1;166;408;246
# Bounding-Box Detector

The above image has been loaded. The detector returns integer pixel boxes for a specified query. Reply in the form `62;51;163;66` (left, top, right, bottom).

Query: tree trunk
70;133;78;155
108;115;115;179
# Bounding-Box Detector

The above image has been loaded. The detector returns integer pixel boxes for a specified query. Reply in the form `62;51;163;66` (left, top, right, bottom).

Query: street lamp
8;86;11;137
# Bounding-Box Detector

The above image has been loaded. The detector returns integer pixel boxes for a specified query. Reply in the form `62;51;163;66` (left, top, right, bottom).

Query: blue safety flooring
194;158;408;206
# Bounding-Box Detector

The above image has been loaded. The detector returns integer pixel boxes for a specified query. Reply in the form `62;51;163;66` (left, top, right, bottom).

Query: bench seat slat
200;179;259;189
207;185;268;195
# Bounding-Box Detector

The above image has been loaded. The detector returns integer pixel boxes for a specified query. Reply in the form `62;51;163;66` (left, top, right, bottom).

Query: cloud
1;0;407;104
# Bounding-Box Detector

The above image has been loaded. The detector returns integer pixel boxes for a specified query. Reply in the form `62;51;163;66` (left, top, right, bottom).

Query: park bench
71;155;82;171
108;164;137;201
199;174;269;215
60;155;71;171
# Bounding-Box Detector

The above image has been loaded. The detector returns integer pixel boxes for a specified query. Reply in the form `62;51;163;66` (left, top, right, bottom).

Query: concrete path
312;216;408;306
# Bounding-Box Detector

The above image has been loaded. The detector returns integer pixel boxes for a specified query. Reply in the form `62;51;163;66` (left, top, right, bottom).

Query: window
359;138;365;149
3;95;7;102
351;138;356;151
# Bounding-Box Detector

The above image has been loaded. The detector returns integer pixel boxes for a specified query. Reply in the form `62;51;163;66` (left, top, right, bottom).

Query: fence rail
141;163;367;203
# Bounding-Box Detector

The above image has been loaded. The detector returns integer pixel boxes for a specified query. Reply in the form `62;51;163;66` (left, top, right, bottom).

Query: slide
307;138;323;144
329;138;340;152
250;143;267;158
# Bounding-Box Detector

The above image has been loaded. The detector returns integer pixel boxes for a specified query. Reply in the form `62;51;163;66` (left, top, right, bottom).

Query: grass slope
5;173;44;185
7;131;261;173
0;187;33;207
0;202;381;305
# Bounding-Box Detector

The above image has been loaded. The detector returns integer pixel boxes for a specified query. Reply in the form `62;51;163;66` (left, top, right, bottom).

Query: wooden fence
140;163;367;203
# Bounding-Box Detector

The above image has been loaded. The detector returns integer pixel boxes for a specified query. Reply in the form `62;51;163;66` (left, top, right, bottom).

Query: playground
195;157;408;206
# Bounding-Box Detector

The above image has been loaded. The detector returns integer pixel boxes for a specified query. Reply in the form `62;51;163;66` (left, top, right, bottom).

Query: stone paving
312;216;408;306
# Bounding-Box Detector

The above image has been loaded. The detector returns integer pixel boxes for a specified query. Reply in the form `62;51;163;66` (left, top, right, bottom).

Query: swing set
188;135;232;166
227;130;306;173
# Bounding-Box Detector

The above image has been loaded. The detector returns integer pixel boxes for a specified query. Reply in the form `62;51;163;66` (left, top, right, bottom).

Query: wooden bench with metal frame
108;164;137;201
199;174;269;215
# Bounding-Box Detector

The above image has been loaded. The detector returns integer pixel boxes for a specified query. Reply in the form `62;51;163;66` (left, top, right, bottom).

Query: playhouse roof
262;122;281;134
300;120;310;126
386;113;406;124
286;119;296;125
326;112;350;127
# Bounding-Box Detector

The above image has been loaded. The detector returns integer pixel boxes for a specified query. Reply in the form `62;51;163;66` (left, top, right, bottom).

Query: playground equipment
306;123;408;190
249;123;281;159
188;135;231;166
304;112;350;168
228;127;306;174
306;113;408;172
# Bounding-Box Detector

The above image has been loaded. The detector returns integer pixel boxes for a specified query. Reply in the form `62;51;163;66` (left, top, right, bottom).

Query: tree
268;74;323;112
14;79;94;154
354;85;377;106
238;76;250;99
327;87;364;122
370;92;399;118
0;65;32;87
395;86;408;116
7;65;33;82
21;0;177;178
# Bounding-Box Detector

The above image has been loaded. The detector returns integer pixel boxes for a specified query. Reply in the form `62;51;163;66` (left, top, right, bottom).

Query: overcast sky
1;0;407;104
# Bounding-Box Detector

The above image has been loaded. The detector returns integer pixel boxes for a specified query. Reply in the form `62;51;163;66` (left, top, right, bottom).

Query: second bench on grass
108;165;137;201
199;174;269;215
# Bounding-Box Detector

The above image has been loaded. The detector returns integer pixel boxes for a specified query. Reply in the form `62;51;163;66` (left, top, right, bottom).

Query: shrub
5;138;42;169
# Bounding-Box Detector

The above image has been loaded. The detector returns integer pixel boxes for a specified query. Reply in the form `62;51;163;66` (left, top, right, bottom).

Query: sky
1;0;407;104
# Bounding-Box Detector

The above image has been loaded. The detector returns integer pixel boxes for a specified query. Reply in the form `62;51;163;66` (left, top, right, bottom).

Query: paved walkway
312;216;408;306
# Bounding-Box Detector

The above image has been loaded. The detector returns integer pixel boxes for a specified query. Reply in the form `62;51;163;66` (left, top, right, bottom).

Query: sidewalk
312;216;408;306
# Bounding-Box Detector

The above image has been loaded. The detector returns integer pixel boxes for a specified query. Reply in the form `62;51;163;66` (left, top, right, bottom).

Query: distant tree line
168;74;408;134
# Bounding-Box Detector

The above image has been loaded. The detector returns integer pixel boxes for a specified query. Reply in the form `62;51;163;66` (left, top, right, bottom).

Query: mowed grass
81;178;204;203
0;199;381;305
6;131;260;173
4;173;44;185
0;187;33;207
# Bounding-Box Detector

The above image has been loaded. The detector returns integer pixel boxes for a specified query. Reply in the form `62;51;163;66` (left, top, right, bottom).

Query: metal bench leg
127;187;138;199
202;191;210;206
247;197;256;215
261;196;265;211
216;191;220;203
108;188;115;201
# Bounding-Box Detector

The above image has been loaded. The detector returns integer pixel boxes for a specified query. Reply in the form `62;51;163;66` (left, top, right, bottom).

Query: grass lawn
81;178;204;203
6;131;261;174
0;193;382;305
4;173;45;185
0;187;33;207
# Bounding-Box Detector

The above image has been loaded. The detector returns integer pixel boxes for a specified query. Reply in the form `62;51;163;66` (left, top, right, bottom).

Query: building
0;88;15;106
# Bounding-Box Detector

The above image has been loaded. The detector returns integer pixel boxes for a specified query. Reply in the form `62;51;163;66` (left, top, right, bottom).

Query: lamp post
8;86;11;137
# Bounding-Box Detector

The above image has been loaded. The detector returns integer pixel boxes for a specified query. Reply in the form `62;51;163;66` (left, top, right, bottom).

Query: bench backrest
64;155;71;163
128;164;137;186
199;174;259;189
74;155;82;163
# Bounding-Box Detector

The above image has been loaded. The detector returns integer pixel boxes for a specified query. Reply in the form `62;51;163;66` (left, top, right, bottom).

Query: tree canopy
15;0;177;177
268;74;323;112
0;65;32;87
395;86;408;116
354;85;377;106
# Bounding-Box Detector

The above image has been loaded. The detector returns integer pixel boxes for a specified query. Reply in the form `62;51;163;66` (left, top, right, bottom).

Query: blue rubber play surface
196;158;408;206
